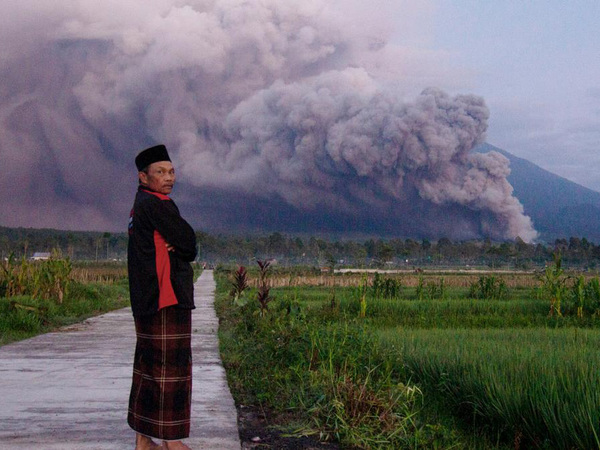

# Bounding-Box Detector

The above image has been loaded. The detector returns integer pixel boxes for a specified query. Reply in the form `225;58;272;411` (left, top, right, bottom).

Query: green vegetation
1;252;72;301
0;257;129;346
372;272;402;299
468;275;508;300
216;258;600;449
216;277;464;448
381;328;600;449
0;226;127;261
3;223;600;446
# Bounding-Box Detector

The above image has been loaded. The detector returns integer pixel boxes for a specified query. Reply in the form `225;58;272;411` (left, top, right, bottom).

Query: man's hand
165;242;175;252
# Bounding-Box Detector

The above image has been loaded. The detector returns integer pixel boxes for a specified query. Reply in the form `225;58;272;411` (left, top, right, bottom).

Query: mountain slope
476;143;600;241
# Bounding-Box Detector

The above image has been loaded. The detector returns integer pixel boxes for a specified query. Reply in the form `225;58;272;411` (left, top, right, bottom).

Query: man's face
139;161;175;195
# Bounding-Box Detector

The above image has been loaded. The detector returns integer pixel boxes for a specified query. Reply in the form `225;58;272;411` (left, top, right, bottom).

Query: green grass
338;296;550;329
216;272;600;449
274;285;600;329
216;274;515;449
379;327;600;449
0;279;129;346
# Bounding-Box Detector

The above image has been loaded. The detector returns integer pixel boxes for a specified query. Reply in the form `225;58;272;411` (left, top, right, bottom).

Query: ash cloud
0;0;537;241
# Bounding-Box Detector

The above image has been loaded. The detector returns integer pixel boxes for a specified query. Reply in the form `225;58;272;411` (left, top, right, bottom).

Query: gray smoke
0;0;537;241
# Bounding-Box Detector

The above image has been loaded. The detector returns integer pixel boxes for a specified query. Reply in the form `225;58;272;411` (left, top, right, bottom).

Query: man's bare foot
135;433;162;449
162;440;191;450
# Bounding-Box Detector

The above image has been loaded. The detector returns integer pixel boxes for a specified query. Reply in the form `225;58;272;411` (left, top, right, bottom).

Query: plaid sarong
128;307;192;440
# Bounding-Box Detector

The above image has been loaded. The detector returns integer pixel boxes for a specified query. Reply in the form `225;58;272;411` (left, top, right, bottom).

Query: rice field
380;327;600;449
71;262;128;283
218;267;600;448
250;271;543;289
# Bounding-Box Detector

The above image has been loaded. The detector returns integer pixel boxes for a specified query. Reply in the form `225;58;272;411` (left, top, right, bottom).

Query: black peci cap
135;144;171;171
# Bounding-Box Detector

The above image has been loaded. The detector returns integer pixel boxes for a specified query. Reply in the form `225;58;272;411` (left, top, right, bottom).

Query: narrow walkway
0;270;240;449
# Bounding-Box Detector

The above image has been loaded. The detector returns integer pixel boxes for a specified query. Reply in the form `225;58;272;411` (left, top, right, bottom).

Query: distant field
217;267;600;449
246;270;542;291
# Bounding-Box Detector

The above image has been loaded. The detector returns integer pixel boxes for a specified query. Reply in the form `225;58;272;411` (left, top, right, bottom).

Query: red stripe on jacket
141;188;170;201
153;230;178;310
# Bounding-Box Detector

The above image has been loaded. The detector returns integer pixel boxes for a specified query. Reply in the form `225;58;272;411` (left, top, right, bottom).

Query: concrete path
0;270;240;449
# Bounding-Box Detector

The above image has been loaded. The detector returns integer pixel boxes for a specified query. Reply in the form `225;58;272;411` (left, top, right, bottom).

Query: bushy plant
0;252;71;303
302;332;432;448
425;278;447;300
371;273;402;300
540;252;568;317
468;275;508;300
563;275;600;317
585;277;600;314
416;275;425;301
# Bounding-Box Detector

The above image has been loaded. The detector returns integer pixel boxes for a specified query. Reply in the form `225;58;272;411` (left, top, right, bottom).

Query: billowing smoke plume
0;0;537;241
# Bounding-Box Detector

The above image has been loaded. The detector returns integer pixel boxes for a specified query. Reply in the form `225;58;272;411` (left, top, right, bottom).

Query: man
127;144;197;450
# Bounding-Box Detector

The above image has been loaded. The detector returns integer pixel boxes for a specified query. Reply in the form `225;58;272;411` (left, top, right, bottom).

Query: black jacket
127;186;197;316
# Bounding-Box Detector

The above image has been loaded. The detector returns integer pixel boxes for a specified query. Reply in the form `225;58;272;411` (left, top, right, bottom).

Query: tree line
0;227;126;262
2;226;600;269
196;233;600;269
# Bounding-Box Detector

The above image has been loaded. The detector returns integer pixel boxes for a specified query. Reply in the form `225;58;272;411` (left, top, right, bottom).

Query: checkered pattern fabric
128;307;192;440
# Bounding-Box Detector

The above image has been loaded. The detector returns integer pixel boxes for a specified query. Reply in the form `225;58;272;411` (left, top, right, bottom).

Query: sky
423;0;600;191
0;0;597;240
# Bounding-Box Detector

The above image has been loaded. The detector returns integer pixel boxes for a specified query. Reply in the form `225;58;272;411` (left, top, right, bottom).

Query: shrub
371;273;402;300
0;253;71;303
468;275;508;300
563;276;600;317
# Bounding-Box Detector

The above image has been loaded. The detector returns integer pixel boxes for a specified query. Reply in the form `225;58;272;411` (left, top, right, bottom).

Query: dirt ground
237;405;347;449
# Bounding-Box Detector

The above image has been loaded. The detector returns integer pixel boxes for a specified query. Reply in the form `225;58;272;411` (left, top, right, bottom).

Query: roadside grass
217;270;600;449
0;279;129;346
0;260;200;347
